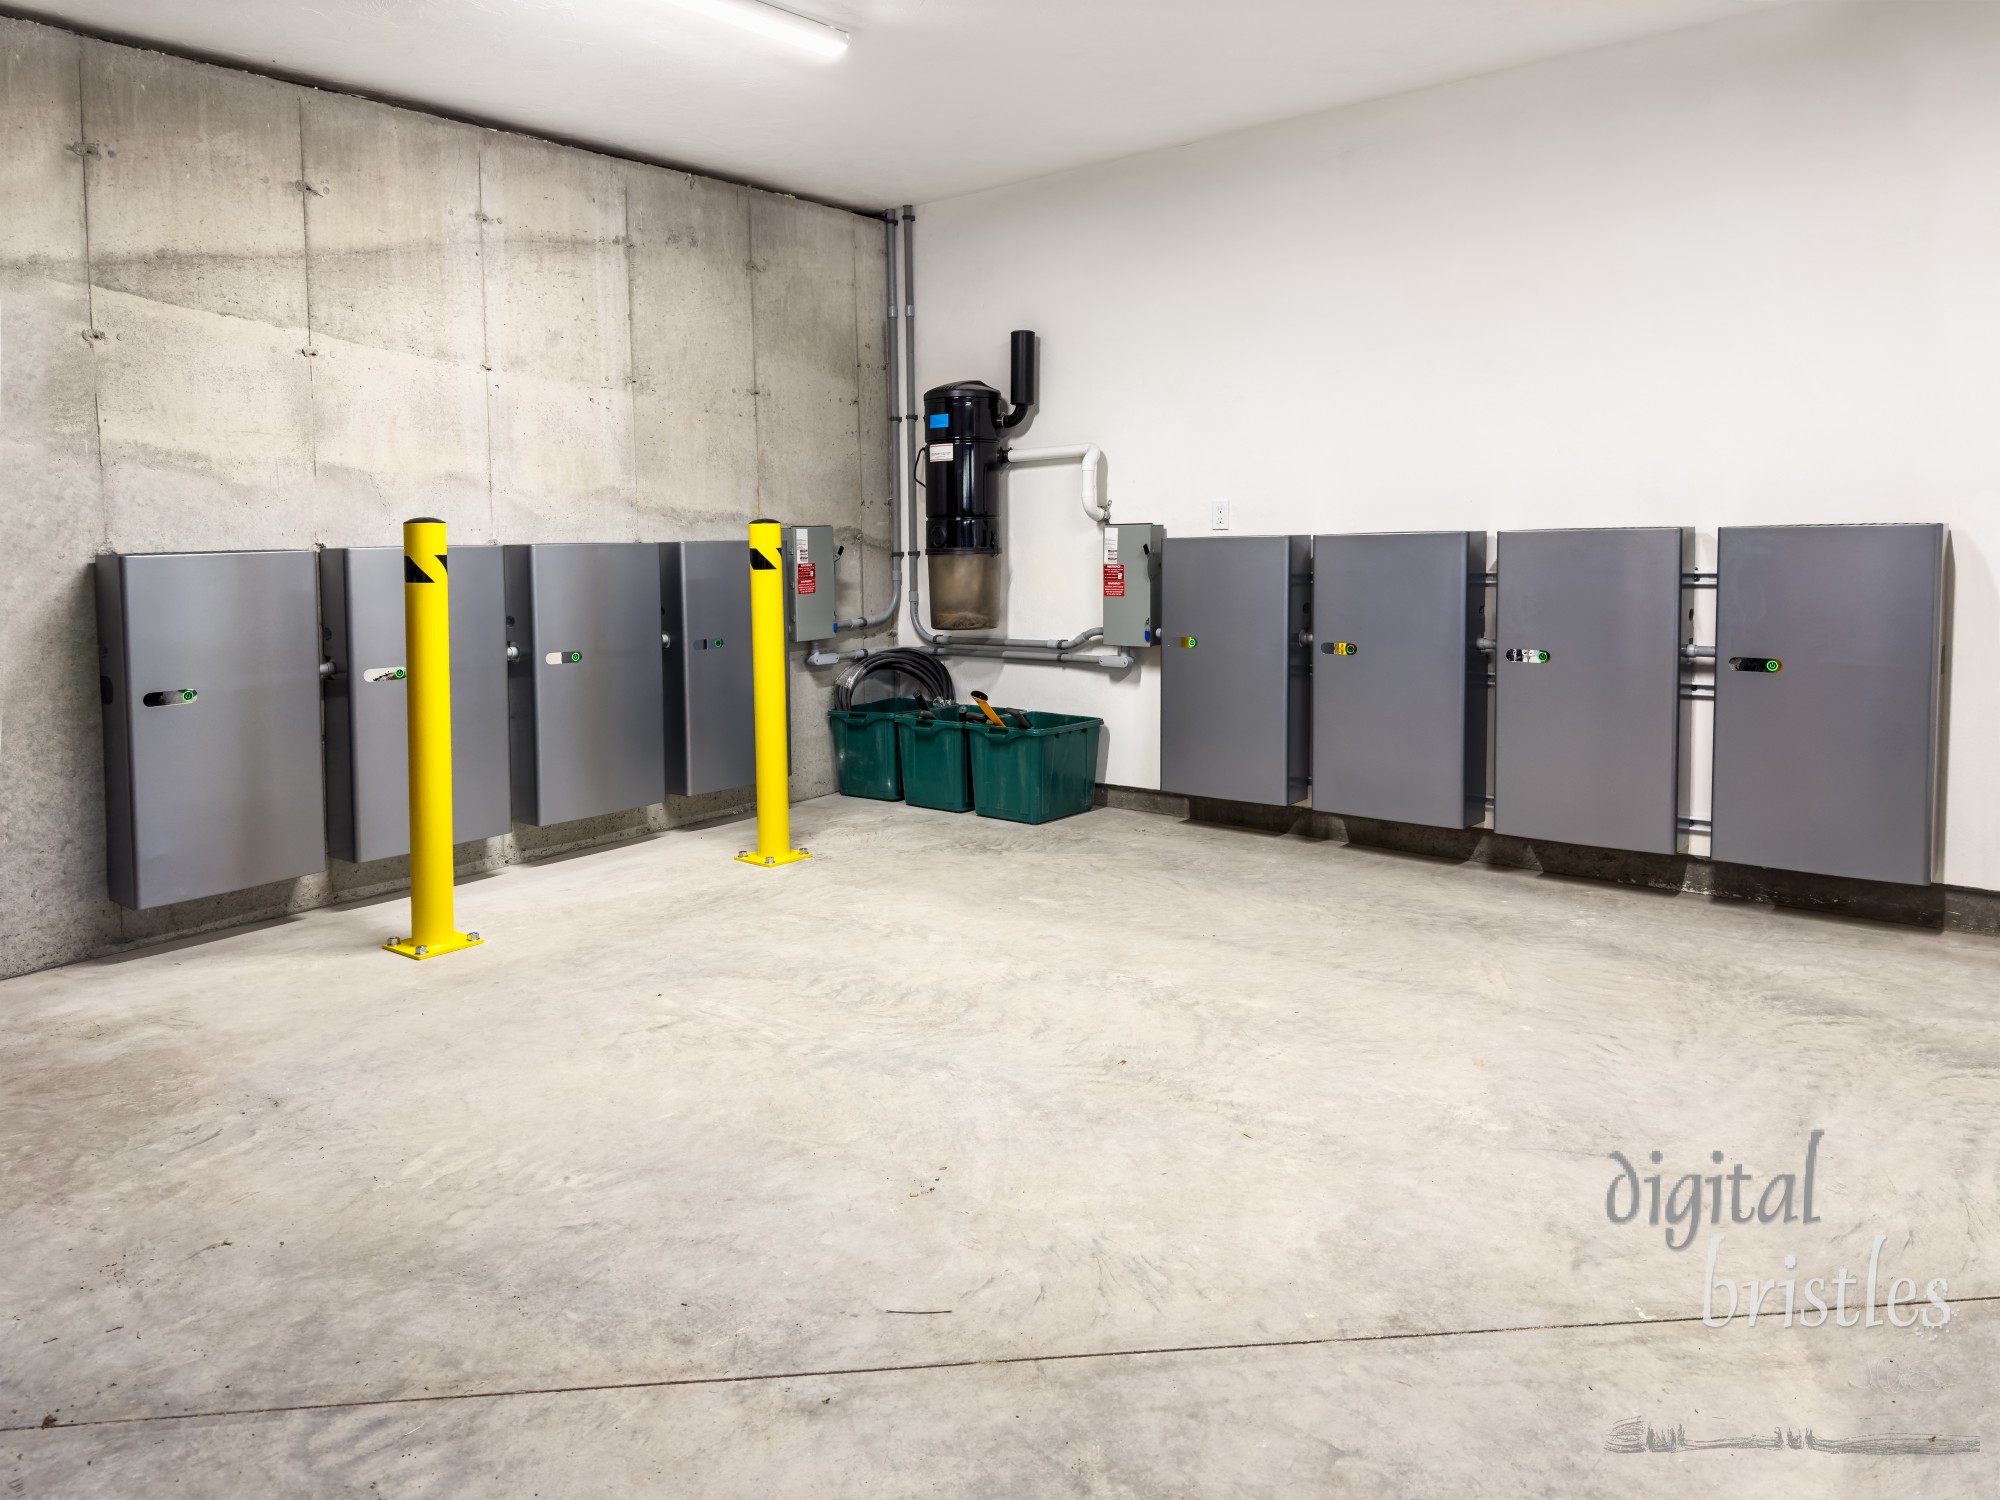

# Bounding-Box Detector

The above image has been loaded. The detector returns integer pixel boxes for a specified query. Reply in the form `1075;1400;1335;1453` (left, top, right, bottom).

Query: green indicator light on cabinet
1766;659;1781;672
1178;636;1198;649
180;688;197;702
568;651;582;663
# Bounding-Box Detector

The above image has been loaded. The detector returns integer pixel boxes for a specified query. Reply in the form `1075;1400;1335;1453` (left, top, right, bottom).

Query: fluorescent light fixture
663;0;850;57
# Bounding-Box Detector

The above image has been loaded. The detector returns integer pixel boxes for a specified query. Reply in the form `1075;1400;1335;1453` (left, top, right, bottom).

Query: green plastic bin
895;706;976;812
826;696;924;801
966;709;1104;824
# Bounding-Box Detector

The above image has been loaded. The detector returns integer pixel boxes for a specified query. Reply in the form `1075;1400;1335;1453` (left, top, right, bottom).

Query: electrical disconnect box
1102;522;1163;649
661;540;756;797
1711;523;1944;885
1312;532;1486;828
320;545;512;863
785;524;839;643
1493;528;1686;854
503;543;666;826
1159;534;1311;806
95;550;326;908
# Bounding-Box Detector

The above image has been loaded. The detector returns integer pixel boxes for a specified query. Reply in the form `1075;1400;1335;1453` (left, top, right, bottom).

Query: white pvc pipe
1007;444;1107;523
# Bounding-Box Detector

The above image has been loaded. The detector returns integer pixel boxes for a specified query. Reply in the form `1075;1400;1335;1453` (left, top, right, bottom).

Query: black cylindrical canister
923;379;1005;557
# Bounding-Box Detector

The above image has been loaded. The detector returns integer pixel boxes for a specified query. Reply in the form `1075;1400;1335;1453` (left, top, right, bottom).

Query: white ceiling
11;0;1812;208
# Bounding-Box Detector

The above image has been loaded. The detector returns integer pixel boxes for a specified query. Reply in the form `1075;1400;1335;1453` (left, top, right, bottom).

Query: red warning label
797;562;817;596
1103;563;1126;598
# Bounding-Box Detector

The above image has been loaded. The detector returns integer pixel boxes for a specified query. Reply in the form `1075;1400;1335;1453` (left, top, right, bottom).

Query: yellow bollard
385;517;483;959
736;518;811;870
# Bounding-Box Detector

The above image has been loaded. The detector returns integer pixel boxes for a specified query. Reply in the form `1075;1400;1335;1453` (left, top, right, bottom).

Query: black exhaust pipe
1002;329;1038;426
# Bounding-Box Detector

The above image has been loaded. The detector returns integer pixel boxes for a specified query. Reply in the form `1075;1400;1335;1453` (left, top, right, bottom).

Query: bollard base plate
384;930;484;961
735;849;813;869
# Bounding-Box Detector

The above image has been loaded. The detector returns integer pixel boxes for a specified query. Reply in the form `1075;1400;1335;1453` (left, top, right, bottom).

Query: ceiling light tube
663;0;849;57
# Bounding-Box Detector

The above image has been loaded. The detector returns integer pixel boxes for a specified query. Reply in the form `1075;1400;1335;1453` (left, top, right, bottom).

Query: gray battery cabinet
95;549;326;908
503;543;666;826
1160;535;1311;806
1312;532;1487;828
1493;528;1686;855
320;545;513;863
661;540;756;797
1712;523;1944;885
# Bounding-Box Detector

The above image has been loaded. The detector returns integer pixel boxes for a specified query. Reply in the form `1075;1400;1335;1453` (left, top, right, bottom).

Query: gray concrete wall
0;16;891;979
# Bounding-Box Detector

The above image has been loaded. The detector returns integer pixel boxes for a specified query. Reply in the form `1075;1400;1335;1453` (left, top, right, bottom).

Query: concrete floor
4;795;1997;1496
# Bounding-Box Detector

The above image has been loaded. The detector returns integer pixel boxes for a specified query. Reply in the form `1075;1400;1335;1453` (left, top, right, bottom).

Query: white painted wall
911;0;2000;892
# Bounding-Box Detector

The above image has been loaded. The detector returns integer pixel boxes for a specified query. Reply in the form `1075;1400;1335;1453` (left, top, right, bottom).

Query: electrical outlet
1210;498;1231;531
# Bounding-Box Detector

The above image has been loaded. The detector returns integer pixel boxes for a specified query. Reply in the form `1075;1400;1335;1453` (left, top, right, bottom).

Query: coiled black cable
831;648;956;712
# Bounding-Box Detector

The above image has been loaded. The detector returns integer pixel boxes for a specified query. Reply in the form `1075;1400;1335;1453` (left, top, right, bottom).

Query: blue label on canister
929;413;949;429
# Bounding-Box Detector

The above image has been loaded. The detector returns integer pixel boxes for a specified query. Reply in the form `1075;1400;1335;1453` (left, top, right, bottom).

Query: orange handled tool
969;690;1007;728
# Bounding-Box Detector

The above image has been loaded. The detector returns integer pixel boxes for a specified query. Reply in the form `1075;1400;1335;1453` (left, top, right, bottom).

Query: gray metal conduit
808;640;1133;670
1478;639;1713;660
805;643;882;666
835;557;903;635
932;625;1104;651
909;574;1130;665
945;640;1133;668
819;214;907;640
904;570;1131;665
1477;800;1713;835
903;205;926;641
1476;569;1718;588
1477;570;1719;586
893;204;1131;673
